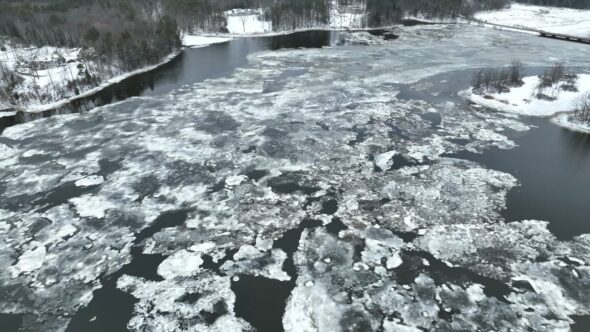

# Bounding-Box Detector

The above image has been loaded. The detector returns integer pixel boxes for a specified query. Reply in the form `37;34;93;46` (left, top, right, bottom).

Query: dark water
399;68;590;241
67;210;189;332
231;218;325;332
401;70;590;330
448;117;590;240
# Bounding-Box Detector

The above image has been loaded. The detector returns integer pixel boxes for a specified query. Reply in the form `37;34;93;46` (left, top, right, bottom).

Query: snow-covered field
467;73;590;134
225;9;273;35
475;3;590;37
467;74;590;117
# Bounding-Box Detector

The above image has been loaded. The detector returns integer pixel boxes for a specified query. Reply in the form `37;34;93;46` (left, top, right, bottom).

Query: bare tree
572;92;590;125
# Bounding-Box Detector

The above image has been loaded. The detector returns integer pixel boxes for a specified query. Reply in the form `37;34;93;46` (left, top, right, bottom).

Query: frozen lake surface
1;26;590;331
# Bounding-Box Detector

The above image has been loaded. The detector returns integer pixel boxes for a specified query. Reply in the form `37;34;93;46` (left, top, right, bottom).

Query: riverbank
0;46;181;114
0;35;236;121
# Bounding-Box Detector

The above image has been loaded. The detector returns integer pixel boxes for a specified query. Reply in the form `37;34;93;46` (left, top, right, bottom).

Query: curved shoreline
552;112;590;134
0;50;183;133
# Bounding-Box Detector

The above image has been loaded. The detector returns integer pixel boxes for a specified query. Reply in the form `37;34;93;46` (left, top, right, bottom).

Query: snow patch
375;150;397;170
181;35;232;48
552;113;590;134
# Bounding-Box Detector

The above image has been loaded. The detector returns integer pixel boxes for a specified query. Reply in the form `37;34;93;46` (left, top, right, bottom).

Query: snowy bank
475;3;590;37
466;74;590;117
552;113;590;134
26;51;181;114
181;35;233;48
0;42;181;114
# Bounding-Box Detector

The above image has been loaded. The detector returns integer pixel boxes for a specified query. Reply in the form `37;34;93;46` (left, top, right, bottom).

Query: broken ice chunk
157;250;203;279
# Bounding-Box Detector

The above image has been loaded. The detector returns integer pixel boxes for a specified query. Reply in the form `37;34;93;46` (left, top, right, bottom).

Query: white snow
157;250;203;279
225;9;272;35
188;241;216;253
181;35;232;48
0;111;16;118
220;246;291;281
0;143;18;167
383;320;422;332
26;51;181;114
74;175;104;187
53;224;78;242
466;74;590;117
475;3;590;38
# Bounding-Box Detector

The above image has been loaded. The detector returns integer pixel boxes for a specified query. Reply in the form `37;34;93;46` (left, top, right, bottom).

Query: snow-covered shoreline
25;50;183;114
552;113;590;134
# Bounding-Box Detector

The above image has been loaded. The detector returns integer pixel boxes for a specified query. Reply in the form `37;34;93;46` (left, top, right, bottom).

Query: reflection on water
448;117;590;240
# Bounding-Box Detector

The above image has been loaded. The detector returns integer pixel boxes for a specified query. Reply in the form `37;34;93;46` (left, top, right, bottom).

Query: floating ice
1;24;590;331
157;249;203;279
74;175;104;187
10;243;46;277
69;195;117;219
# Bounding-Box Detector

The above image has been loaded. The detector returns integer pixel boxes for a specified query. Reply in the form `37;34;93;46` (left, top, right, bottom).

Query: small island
466;61;590;133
